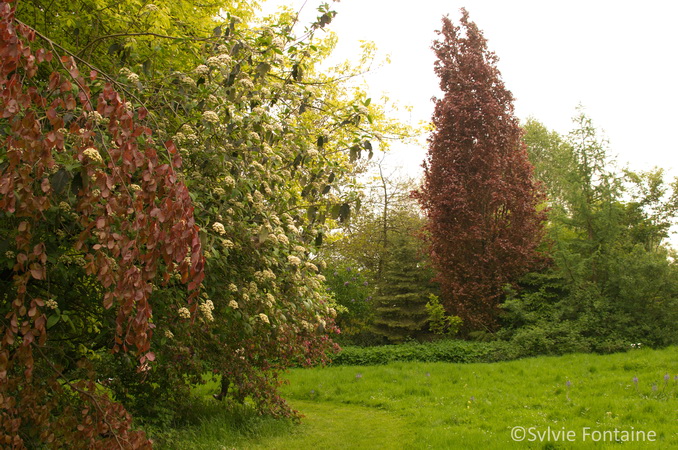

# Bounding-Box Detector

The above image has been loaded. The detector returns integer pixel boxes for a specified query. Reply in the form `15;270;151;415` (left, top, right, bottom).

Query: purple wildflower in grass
633;376;639;385
664;374;670;383
425;372;431;377
470;396;475;402
363;281;369;286
652;383;658;392
355;373;363;380
344;281;350;286
566;380;571;388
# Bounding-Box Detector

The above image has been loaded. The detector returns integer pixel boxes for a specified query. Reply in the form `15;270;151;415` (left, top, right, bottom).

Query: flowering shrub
2;0;409;444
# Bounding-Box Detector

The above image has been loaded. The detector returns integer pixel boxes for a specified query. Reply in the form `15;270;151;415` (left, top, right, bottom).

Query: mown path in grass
158;347;677;449
247;400;416;449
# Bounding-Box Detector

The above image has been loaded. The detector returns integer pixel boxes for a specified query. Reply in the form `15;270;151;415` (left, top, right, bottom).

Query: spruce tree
371;211;437;343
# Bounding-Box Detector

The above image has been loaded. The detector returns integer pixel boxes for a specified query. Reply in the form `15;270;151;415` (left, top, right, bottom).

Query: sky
260;0;678;179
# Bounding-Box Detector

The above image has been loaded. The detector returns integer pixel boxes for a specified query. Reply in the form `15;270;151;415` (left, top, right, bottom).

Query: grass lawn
156;346;677;449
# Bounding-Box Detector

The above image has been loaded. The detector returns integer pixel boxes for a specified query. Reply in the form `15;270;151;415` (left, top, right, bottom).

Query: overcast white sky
262;0;678;179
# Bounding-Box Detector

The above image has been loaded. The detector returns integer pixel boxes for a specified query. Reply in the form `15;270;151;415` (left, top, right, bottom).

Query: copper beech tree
413;10;545;332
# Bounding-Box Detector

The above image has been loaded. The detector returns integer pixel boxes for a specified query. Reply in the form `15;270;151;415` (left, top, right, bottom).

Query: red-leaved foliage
0;0;203;445
413;10;546;331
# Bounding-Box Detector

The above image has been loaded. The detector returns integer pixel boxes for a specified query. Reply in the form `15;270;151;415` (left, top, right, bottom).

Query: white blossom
212;222;226;235
83;147;103;164
178;307;191;319
202;110;220;124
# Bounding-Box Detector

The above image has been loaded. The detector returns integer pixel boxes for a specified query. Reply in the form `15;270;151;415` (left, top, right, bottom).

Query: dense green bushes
331;340;515;366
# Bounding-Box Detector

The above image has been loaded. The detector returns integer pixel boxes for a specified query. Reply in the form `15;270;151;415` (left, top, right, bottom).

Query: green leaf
331;204;341;220
339;203;350;223
47;314;60;329
349;145;360;163
51;169;72;195
256;62;271;79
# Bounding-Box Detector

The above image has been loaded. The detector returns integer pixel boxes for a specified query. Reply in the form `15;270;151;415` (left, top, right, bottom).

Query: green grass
156;346;678;449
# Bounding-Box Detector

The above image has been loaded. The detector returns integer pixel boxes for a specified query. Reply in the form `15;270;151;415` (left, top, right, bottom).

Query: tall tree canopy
413;10;545;332
501;114;678;354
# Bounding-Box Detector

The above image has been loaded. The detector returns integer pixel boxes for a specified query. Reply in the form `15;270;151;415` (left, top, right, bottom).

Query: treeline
324;12;678;357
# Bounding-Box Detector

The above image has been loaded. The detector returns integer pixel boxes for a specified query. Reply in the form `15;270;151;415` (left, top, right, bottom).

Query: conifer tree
371;210;437;343
413;10;545;331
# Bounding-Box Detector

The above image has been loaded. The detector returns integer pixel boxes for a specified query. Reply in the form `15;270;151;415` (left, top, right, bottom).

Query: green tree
501;113;678;354
370;209;438;343
323;167;438;343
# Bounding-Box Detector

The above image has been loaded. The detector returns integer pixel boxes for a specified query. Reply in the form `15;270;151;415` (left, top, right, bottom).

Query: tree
323;166;438;343
370;208;438;343
413;10;545;332
500;114;678;354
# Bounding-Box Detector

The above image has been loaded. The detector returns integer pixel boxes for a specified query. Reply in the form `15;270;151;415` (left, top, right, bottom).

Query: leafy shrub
331;339;516;366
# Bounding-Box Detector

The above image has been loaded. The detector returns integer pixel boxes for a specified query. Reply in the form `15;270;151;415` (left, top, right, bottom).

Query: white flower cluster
206;53;232;68
228;300;239;309
238;77;254;90
83;147;103;164
293;245;306;253
213;187;225;196
258;313;270;324
86;110;107;125
45;298;58;310
195;64;210;75
178;307;191;319
129;184;142;192
164;329;174;339
199;299;215;322
202;110;220;124
58;201;71;212
223;176;236;188
287;255;301;266
58;252;87;267
300;320;314;332
254;269;276;283
228;283;238;292
212;222;226;235
271;36;285;49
